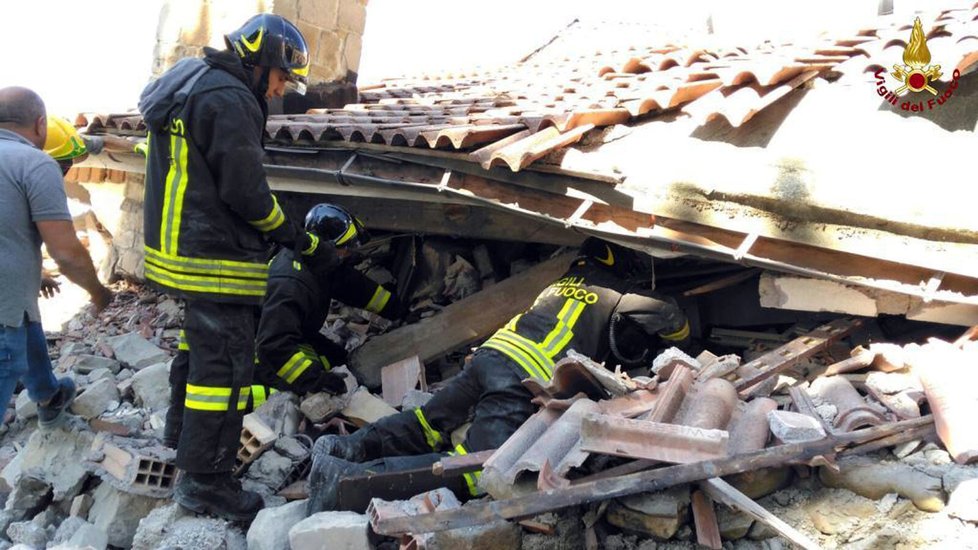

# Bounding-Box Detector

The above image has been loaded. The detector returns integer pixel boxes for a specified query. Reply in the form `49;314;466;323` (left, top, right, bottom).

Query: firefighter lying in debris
164;203;399;447
306;237;691;514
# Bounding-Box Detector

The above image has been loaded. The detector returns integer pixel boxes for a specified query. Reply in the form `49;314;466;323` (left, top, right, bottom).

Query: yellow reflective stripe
481;339;547;381
160;133;188;254
145;262;267;297
319;355;332;370
145;247;268;279
185;383;233;411
414;408;443;450
249;195;286;232
302;233;319;255
453;444;483;496
495;330;554;379
504;314;522;332
539;300;575;352
334;223;357;246
661;320;690;341
178;329;189;351
365;286;391;314
276;351;314;384
241;28;264;52
251;385;268;408
541;299;587;358
237;386;252;411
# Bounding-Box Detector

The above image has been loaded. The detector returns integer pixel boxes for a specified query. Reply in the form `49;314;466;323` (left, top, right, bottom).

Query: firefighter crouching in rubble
255;203;402;395
306;237;691;513
138;14;336;521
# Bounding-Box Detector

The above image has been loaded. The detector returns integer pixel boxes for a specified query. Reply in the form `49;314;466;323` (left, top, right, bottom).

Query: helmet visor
284;41;309;95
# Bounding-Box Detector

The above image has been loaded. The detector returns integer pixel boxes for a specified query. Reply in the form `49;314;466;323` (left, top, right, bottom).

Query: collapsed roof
75;6;978;319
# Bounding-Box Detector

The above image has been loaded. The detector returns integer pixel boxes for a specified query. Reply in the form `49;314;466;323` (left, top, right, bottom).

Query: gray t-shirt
0;129;72;327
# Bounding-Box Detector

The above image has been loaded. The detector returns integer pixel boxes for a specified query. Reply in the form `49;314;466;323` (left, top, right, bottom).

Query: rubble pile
4;242;978;549
365;320;978;550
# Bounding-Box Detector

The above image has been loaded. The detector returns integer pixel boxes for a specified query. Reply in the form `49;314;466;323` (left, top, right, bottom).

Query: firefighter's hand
298;232;340;273
314;371;348;395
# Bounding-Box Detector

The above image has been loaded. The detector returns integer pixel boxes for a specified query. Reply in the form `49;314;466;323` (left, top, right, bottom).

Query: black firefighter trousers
342;348;537;496
170;299;257;474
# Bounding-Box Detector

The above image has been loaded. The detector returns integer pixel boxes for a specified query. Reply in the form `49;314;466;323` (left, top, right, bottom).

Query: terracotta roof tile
82;7;978;171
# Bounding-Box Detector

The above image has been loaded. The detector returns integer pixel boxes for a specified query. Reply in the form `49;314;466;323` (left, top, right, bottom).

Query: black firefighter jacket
481;256;690;382
256;249;399;392
138;48;297;304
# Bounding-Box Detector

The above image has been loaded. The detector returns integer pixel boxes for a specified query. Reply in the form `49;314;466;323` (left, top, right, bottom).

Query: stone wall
152;0;367;88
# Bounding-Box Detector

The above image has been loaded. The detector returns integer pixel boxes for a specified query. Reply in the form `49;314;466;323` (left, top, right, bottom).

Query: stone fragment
946;478;978;523
14;392;36;421
87;367;114;383
254;391;301;436
65;523;108;550
246;499;308;550
89;482;165;548
60;342;92;356
70;378;120;419
49;516;87;546
727;467;793;499
340;387;397;426
715;505;754;540
5;520;51;548
131;502;245;550
767;410;825;443
274;436;309;461
130;361;171;411
289;511;370;550
521;509;585;550
104;333;168;370
819;455;945;512
70;494;94;518
606;486;691;540
432;519;522;549
400;389;433;410
2;427;92;501
652;347;700;378
244;450;293;491
62;354;122;375
300;392;345;423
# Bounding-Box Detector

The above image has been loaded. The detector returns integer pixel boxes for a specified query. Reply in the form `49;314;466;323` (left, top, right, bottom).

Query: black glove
313;370;349;395
297;232;340;274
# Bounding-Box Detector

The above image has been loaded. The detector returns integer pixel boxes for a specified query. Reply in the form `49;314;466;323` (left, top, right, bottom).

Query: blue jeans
0;315;59;412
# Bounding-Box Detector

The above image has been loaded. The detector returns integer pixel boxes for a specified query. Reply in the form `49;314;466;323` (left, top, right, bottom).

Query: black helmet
579;237;654;284
225;14;310;95
305;203;370;249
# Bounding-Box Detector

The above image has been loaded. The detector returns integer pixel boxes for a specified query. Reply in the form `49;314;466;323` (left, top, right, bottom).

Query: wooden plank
371;437;839;535
691;490;723;550
432;449;496;476
301;194;583;246
701;478;820;550
349;252;577;388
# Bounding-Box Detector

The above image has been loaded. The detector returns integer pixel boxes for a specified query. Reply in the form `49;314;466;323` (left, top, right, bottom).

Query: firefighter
306;237;691;513
255;203;402;394
138;14;332;521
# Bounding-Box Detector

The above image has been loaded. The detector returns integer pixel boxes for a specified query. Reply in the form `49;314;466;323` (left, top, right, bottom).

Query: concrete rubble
3;243;978;550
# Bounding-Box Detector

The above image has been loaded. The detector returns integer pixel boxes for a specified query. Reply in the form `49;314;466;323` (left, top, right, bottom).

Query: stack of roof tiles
81;7;978;172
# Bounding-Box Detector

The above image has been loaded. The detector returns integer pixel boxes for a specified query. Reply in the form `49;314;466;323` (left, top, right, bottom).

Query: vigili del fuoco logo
874;17;962;111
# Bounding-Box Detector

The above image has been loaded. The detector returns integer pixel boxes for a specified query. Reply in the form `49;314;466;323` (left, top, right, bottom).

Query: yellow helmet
43;117;88;161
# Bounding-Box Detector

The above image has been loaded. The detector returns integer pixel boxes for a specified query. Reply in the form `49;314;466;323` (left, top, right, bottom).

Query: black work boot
312;433;367;463
174;472;263;522
306;455;368;515
37;378;76;430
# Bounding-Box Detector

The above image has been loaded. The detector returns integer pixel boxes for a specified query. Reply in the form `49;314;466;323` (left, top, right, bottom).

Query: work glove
297;232;340;274
313;370;349;395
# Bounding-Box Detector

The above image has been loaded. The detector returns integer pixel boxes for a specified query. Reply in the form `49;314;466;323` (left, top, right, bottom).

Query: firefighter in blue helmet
306;237;690;513
255;204;403;395
138;13;331;521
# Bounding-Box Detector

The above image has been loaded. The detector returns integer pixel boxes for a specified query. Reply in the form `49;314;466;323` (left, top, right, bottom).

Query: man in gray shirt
0;86;112;428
